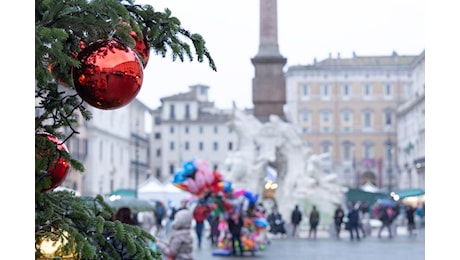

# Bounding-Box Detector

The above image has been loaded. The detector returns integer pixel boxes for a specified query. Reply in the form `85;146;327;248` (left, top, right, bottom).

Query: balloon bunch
172;159;226;196
233;188;259;207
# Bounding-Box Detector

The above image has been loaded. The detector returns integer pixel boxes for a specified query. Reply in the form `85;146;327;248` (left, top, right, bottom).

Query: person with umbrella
375;200;395;238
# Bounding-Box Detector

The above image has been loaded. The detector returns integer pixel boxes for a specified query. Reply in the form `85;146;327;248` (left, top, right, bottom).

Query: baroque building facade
149;84;238;182
396;51;425;190
41;85;152;197
285;51;425;190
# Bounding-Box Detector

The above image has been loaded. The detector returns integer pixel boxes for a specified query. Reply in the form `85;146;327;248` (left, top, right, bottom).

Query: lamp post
385;139;393;191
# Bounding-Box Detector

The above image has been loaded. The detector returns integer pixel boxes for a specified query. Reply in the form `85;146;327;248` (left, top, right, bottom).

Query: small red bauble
130;31;150;68
36;133;71;193
73;39;144;110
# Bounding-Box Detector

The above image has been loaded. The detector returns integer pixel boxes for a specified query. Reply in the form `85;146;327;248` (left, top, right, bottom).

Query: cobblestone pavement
188;226;425;260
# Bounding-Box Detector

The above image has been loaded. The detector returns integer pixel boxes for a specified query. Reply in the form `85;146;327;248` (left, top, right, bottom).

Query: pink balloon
194;159;209;171
233;188;246;197
194;170;205;189
204;169;215;186
187;178;198;194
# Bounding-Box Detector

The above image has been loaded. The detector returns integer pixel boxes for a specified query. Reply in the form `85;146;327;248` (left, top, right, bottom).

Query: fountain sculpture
222;107;347;224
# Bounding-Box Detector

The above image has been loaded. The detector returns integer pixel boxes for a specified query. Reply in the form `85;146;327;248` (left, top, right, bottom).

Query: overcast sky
136;0;425;110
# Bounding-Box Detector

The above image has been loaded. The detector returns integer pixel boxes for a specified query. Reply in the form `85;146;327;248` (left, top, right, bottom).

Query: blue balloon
223;180;232;193
254;217;269;227
172;169;187;184
183;160;196;175
243;191;259;206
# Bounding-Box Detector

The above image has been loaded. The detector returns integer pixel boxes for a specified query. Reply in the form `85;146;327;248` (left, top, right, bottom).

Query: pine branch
35;0;217;258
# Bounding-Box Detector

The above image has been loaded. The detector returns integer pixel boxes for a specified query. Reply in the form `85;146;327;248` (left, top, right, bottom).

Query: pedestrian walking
154;201;166;236
355;201;367;238
155;209;194;260
347;202;361;241
377;205;393;238
192;201;213;249
227;209;244;256
138;211;155;234
308;205;320;240
290;204;302;238
333;204;345;239
113;207;137;225
267;206;286;237
406;204;417;237
208;212;220;247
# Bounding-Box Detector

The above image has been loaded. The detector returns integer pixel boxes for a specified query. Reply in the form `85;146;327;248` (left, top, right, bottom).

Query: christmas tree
35;0;216;259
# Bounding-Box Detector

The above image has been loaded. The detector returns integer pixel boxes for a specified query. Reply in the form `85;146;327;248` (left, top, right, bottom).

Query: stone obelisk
251;0;287;122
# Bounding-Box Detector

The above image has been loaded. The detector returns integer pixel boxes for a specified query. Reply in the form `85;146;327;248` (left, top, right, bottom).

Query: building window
169;141;174;151
385;111;392;127
321;84;330;100
155;168;161;178
214;126;218;134
228;142;233;151
170;126;174;133
156;148;161;157
185;126;189;134
185;104;190;119
342;143;352;161
301;109;310;123
110;143;113;163
341;110;353;132
213;142;218;151
199;142;204;151
169;104;175;120
184;141;189;151
154;116;161;125
321;141;331;154
154;132;161;139
362;110;373;130
99;140;103;161
228;127;233;133
384;83;392;98
301;84;309;100
321;110;332;133
321;111;330;122
199;126;203;134
363;84;372;99
363;144;374;158
405;83;413;98
342;84;350;99
169;164;175;175
302;127;310;133
83;139;88;157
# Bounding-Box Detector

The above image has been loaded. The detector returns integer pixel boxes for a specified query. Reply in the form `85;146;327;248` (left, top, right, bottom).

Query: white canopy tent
359;181;381;193
137;178;189;208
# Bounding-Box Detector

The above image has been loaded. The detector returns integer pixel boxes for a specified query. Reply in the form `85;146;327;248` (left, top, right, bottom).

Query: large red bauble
130;31;150;68
73;39;144;110
36;133;71;193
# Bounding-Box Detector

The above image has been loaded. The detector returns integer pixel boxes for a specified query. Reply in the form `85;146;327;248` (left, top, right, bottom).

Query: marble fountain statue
222;107;347;224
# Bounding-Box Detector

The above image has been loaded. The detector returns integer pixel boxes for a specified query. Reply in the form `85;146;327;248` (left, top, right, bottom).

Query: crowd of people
264;200;425;242
111;197;424;259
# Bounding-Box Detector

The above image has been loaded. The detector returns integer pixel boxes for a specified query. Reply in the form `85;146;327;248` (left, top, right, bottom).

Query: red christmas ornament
36;133;71;193
73;39;144;110
130;31;150;68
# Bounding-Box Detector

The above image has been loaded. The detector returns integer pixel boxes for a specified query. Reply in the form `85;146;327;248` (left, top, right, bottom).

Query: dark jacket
347;208;360;226
228;215;244;236
334;207;345;225
309;209;320;226
291;207;302;225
